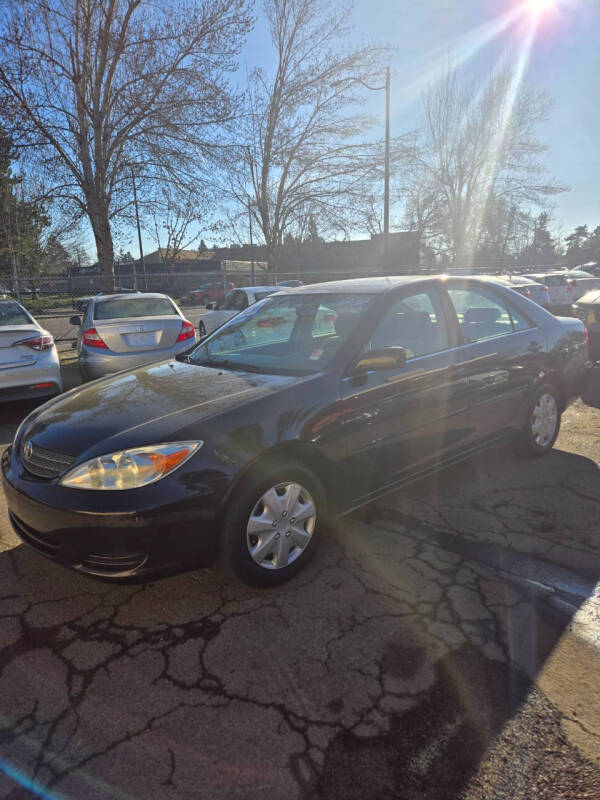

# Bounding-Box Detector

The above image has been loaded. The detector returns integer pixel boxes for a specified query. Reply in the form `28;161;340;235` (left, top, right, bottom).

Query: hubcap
531;393;558;447
246;482;316;570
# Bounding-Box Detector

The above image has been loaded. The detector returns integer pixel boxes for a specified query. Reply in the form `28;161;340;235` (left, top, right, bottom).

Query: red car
184;282;234;305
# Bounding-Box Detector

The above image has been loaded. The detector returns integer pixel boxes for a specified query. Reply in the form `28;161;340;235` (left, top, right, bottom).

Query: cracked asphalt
1;378;600;799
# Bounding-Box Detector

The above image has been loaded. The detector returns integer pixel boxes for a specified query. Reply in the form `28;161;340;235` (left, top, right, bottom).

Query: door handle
528;341;542;353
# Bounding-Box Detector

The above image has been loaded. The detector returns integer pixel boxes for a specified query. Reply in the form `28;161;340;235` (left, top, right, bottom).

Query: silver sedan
71;293;197;380
0;299;63;402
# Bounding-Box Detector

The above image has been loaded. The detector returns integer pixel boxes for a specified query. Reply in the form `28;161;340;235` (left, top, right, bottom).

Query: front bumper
1;447;219;580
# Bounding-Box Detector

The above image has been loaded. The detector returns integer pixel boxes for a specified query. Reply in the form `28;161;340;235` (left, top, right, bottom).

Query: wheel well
544;371;567;410
217;442;335;523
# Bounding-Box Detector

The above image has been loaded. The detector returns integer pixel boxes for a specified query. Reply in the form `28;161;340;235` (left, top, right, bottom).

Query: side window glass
509;305;534;332
230;292;247;311
447;288;513;343
312;305;338;337
365;290;450;360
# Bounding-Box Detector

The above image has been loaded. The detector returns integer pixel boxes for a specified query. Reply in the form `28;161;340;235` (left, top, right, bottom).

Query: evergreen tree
565;225;590;267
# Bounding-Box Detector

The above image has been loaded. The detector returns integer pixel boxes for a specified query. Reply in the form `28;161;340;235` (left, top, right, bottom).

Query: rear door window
447;287;528;343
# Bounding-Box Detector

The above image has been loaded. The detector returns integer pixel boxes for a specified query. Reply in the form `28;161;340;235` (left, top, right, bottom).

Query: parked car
3;276;590;587
183;282;235;306
69;292;197;380
562;269;600;298
277;280;304;287
198;286;279;336
573;262;600;277
0;299;62;402
522;272;577;307
498;275;551;307
572;289;600;360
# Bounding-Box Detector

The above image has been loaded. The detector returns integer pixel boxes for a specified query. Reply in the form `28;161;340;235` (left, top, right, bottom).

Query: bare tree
409;66;566;265
0;0;252;275
226;0;386;268
150;188;213;270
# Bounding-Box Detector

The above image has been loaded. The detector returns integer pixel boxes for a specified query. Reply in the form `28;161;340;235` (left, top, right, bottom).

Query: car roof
273;274;527;295
577;289;600;304
242;285;279;292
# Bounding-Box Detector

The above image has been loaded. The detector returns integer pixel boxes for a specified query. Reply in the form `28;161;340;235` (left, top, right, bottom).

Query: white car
0;299;63;402
198;286;279;336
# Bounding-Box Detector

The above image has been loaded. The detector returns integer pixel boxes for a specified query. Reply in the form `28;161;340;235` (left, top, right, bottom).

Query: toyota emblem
23;439;33;460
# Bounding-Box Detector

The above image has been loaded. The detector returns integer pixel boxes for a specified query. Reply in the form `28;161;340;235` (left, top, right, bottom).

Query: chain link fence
0;260;574;358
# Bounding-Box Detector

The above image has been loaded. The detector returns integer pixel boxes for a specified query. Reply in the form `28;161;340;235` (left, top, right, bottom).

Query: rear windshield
94;297;177;320
0;301;32;326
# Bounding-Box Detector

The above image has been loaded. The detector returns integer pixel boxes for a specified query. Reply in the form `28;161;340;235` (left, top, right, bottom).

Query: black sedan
2;276;591;586
573;289;600;361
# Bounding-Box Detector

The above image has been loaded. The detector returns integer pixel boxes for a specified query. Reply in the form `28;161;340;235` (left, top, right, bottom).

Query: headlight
59;442;202;490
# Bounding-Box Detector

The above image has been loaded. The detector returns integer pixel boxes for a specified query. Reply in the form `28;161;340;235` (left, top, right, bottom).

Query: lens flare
526;0;557;15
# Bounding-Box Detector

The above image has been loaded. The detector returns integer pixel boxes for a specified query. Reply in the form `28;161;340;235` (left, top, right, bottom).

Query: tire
198;321;206;337
515;383;561;458
219;459;326;587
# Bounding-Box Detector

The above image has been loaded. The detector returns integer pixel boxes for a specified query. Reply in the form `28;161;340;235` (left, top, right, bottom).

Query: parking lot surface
0;376;599;799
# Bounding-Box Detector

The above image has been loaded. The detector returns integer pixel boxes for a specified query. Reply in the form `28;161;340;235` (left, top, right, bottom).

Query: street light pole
384;66;390;238
131;169;147;291
331;68;391;249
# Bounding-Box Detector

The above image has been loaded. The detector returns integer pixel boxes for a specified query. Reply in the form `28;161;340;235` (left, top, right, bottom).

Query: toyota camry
2;276;591;586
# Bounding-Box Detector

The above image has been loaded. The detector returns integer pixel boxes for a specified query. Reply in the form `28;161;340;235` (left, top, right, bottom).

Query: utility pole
384;66;390;238
131;170;147;290
248;199;255;286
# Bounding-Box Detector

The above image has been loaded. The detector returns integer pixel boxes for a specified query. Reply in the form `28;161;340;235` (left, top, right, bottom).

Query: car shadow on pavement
1;439;600;799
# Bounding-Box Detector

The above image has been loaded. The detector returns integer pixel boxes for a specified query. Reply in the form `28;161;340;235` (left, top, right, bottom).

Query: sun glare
526;0;557;16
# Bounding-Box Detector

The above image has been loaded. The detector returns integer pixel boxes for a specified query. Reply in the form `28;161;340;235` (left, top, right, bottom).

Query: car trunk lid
93;316;183;353
0;325;42;369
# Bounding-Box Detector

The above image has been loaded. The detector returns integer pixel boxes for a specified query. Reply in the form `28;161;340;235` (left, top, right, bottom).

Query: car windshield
94;297;177;320
0;301;31;326
189;292;373;374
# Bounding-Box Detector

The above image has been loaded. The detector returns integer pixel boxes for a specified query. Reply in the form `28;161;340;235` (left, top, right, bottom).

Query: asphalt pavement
0;372;599;798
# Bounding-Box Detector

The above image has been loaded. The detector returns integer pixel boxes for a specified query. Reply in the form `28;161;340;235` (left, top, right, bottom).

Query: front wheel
516;384;561;457
219;460;326;587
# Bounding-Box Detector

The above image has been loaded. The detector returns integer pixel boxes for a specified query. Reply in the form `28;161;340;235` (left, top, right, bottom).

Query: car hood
21;359;295;461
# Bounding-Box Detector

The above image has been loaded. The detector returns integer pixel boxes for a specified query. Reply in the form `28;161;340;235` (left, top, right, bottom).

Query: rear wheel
516;383;561;457
219;460;325;587
198;321;206;337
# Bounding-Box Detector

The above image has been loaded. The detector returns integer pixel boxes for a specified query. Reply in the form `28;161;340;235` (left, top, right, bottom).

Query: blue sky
110;0;599;258
237;0;600;237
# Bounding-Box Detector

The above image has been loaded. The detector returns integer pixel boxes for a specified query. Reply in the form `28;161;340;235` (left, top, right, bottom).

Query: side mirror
352;347;407;374
206;303;214;310
69;315;81;327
